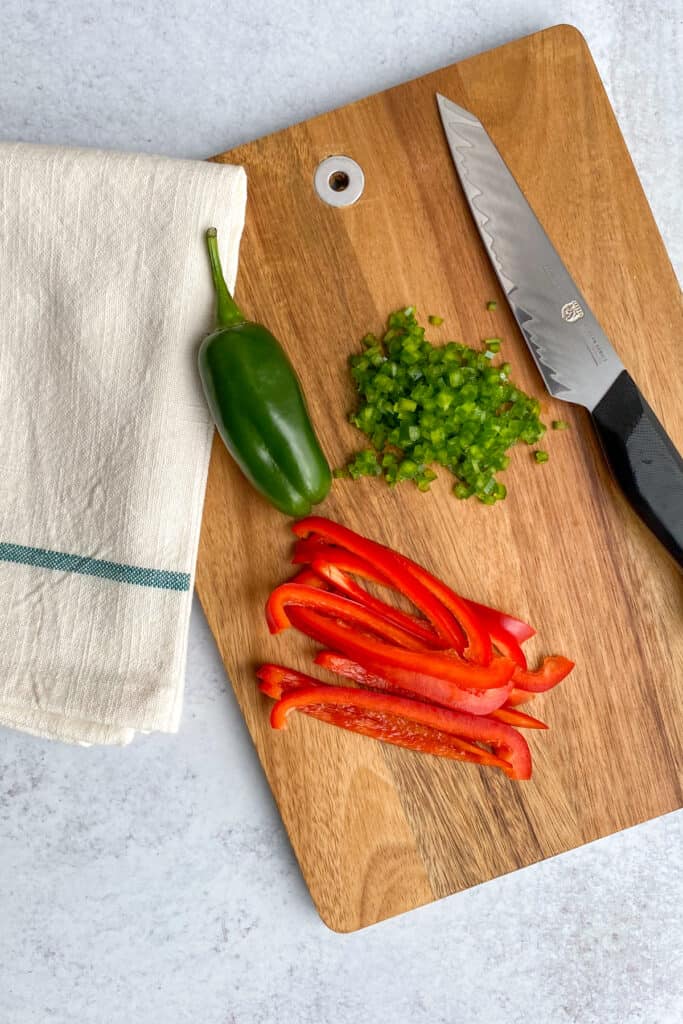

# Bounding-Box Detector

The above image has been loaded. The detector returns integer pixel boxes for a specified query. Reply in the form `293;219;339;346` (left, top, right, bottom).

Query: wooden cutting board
197;25;683;932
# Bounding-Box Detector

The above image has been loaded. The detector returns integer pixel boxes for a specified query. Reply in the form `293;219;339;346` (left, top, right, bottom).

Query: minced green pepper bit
534;450;550;463
347;448;382;479
552;420;570;430
428;315;444;326
484;338;501;353
342;307;546;503
486;300;497;311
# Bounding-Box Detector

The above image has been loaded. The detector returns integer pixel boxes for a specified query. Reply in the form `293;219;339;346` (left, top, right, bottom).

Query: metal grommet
314;155;365;207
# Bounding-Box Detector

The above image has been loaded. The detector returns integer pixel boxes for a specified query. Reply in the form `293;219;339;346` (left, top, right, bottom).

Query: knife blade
437;93;683;567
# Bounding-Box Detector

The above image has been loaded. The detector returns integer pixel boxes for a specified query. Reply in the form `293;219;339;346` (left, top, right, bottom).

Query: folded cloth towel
0;142;247;744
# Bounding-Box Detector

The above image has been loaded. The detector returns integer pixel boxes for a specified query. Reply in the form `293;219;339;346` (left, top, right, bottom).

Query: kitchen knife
437;93;683;567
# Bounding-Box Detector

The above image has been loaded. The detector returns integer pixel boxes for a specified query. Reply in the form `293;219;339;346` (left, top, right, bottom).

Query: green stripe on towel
0;542;190;591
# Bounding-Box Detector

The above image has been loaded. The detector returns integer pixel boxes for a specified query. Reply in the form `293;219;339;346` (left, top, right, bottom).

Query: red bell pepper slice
392;555;494;665
273;697;508;771
465;599;536;644
296;543;446;645
488;632;527;668
292;538;376;575
491;634;527;669
257;666;509;771
309;559;443;647
512;656;574;693
490;706;548;730
505;687;537;707
314;650;422;699
266;583;428;651
263;677;531;780
287;607;514;714
305;548;528;667
257;665;514;772
287;606;513;690
290;567;328;589
314;653;546;731
292;517;486;657
292;524;534;665
299;539;534;642
292;537;535;653
315;650;386;684
257;663;316;700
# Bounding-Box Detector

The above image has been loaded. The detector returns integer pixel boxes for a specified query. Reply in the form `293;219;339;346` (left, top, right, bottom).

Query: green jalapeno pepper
198;228;331;517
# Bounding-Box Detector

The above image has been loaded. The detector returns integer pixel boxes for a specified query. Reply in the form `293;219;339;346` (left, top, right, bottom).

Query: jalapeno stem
206;227;246;328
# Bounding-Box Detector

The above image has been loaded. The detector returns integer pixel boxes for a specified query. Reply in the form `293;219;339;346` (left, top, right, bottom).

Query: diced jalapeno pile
342;307;546;503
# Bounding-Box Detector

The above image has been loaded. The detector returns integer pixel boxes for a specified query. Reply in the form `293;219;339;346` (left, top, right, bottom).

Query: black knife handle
591;370;683;566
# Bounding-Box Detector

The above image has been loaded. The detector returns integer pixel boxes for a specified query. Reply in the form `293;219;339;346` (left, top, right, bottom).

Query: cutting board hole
314;156;364;207
329;170;350;192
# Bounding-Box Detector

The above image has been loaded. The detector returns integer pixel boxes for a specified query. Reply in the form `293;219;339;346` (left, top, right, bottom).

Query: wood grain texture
197;25;683;932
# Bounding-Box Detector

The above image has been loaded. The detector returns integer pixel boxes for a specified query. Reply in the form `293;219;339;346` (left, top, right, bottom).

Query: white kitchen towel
0;142;247;745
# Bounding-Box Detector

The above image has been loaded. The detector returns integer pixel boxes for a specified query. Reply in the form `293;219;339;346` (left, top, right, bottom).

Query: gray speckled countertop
1;3;681;1022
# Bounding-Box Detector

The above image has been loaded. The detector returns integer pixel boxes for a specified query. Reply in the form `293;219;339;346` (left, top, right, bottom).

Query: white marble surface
1;2;681;1022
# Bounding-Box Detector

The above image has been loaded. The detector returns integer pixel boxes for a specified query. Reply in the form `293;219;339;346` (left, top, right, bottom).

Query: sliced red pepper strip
300;544;445;646
293;537;534;658
290;567;328;589
316;652;526;728
490;706;548;730
287;607;514;714
505;687;537;707
464;599;536;644
512;656;575;693
392;555;493;665
318;558;527;666
266;583;428;650
315;650;386;685
270;691;508;771
267;680;531;780
256;664;501;764
259;659;426;713
294;539;398;594
287;606;513;690
293;522;534;666
292;517;478;654
294;518;492;663
491;633;527;669
257;663;316;699
490;633;527;669
314;650;419;699
310;558;443;647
